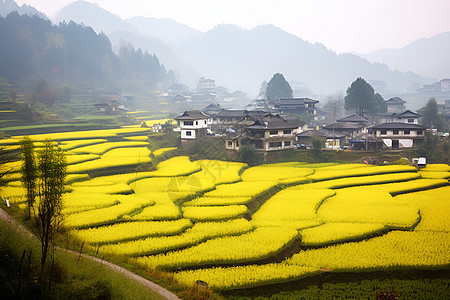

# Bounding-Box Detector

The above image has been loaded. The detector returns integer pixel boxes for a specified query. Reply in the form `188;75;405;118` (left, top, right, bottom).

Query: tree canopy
344;77;386;117
421;98;445;130
265;73;293;101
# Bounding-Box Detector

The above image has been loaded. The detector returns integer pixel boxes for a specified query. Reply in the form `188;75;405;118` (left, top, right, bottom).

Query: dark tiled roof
276;98;319;106
296;129;346;138
323;122;366;130
337;114;368;123
175;110;210;120
396;110;421;118
369;123;426;130
215;109;247;117
386;97;406;104
247;114;301;130
203;103;222;110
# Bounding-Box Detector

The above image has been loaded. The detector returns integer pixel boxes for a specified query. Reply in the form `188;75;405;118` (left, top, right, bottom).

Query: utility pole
332;102;336;150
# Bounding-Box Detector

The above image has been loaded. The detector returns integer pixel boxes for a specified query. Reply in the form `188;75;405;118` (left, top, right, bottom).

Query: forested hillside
0;12;167;87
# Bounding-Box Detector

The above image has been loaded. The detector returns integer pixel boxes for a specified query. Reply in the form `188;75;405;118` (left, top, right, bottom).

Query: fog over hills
8;0;446;97
173;24;426;95
358;31;450;80
53;0;138;35
125;16;201;44
0;0;46;18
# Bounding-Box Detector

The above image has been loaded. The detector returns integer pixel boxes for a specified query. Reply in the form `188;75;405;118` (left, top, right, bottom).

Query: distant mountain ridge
125;16;201;44
14;0;442;96
358;31;450;79
0;0;46;18
173;24;425;94
53;0;137;34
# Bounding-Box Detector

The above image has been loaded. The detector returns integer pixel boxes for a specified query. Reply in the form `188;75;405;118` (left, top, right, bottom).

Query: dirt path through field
0;207;181;300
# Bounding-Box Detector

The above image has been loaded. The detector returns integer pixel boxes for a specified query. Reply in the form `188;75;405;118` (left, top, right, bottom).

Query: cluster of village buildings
91;76;450;152
174;96;450;152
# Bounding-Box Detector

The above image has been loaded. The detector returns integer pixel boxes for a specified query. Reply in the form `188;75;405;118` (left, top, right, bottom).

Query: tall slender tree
36;140;67;281
20;137;37;219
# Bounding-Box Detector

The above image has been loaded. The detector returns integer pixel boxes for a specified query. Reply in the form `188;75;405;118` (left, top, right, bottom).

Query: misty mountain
0;13;167;87
53;0;137;35
358;31;450;80
125;16;201;44
109;31;186;74
0;0;46;19
174;24;425;95
49;0;430;96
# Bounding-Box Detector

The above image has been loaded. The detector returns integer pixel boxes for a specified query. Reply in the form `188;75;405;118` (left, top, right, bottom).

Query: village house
386;97;406;113
174;110;211;145
225;114;306;151
322;114;369;140
367;123;426;149
93;100;127;115
273;98;319;116
296;129;347;149
378;110;421;124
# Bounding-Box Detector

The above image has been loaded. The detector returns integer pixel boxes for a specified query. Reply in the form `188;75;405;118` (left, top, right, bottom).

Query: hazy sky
16;0;450;54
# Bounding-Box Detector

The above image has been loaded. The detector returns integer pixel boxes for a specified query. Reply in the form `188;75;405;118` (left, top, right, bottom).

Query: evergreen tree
422;98;444;130
344;77;385;117
20;137;37;219
266;73;293;101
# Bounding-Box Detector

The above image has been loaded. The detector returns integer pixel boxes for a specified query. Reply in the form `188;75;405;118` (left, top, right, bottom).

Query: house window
195;121;198;125
204;120;207;124
184;121;193;126
381;130;387;135
393;130;399;135
404;130;410;135
417;130;423;135
236;140;239;147
185;131;192;136
284;141;291;147
269;142;282;148
408;118;414;123
270;130;278;135
227;141;232;147
283;129;292;135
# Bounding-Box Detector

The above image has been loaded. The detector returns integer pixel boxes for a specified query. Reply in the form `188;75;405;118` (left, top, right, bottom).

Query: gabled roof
247;114;301;130
296;129;346;139
203;103;222;111
175;110;210;120
386;97;406;104
369;123;426;130
337;114;368;123
323;122;366;131
396;110;421;118
215;109;247;118
275;98;319;106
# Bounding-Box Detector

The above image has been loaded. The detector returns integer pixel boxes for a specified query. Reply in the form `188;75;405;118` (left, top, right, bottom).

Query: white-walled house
378;110;421;124
175;110;211;144
368;123;426;149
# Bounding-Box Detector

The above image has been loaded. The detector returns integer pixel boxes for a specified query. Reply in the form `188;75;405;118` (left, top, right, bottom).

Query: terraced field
0;128;449;295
